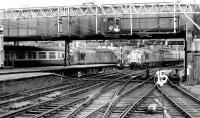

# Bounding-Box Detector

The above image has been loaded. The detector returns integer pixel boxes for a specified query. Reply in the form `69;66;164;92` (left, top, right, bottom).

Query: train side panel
4;46;118;67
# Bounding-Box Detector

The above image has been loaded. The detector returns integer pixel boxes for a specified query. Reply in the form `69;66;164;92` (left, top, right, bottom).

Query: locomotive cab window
80;53;85;60
49;52;56;59
115;19;120;26
39;52;46;59
28;52;36;59
145;53;149;59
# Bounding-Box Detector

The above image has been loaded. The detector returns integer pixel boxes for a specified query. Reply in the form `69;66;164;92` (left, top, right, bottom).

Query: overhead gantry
0;2;200;30
0;1;200;37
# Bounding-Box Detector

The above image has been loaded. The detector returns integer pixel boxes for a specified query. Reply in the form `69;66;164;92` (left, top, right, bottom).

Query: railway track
37;74;154;118
0;81;100;115
0;76;79;101
83;75;155;118
114;80;200;118
44;74;144;118
159;81;200;118
0;69;144;118
0;81;105;118
84;70;145;81
0;69;134;102
0;70;134;109
125;87;185;118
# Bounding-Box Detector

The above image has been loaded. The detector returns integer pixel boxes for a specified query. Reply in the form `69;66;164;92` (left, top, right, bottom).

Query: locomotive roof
4;45;114;52
131;47;171;52
128;47;173;56
73;47;113;52
4;45;65;51
4;46;64;51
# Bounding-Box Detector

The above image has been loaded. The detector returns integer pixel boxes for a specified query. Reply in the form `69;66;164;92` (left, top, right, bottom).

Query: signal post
0;21;3;68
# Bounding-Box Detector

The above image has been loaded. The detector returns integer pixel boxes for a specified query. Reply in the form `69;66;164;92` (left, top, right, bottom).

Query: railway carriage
4;45;118;68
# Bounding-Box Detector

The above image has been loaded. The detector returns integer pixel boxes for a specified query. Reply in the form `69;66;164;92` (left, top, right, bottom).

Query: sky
0;0;198;9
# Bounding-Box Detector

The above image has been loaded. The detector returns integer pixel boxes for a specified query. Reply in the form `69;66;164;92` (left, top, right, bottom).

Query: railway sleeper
25;110;43;114
135;106;163;112
38;107;55;110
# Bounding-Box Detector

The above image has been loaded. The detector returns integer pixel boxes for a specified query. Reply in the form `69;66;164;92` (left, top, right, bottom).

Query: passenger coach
4;45;118;68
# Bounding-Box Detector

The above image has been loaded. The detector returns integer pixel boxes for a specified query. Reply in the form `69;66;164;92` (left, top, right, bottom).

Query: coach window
57;52;63;59
16;52;25;59
49;52;56;59
39;52;46;59
62;53;65;58
80;53;85;60
28;52;36;59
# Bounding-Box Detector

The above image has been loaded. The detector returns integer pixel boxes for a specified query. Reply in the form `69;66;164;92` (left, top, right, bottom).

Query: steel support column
96;6;98;34
0;22;4;68
173;0;176;33
130;3;133;35
185;22;188;84
64;40;70;66
120;41;123;64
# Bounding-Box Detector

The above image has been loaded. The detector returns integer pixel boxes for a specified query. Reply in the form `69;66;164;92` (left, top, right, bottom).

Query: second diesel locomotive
128;47;184;69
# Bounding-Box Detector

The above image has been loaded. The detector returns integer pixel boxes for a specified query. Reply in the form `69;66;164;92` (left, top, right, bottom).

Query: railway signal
58;18;62;24
57;17;63;35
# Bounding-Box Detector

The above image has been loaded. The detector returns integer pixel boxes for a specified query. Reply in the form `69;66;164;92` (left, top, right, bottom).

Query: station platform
0;64;117;75
0;72;64;95
0;72;52;81
0;64;117;95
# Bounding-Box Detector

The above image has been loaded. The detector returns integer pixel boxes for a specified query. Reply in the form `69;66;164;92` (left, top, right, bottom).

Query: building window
39;52;46;59
28;52;36;59
16;52;25;59
49;52;56;59
80;53;85;60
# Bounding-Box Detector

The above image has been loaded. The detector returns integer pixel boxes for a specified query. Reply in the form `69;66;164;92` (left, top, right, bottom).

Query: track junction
0;67;199;118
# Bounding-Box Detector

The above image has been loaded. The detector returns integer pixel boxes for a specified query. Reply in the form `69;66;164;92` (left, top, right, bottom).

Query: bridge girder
0;2;200;19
